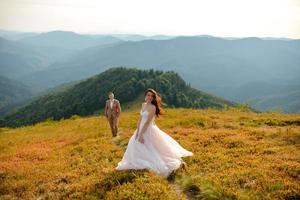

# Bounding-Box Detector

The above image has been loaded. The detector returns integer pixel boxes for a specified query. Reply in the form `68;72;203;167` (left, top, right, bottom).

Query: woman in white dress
116;88;193;178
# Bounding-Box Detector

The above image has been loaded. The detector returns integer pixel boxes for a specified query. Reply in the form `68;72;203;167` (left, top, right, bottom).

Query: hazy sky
1;0;300;38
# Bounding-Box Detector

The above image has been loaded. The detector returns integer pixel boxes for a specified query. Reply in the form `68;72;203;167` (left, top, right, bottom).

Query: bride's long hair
145;88;163;117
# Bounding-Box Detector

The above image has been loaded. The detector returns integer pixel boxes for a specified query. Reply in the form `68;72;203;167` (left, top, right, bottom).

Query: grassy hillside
0;108;299;199
1;67;234;128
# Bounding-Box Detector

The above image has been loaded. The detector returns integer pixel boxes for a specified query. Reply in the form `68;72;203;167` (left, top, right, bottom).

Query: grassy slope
0;108;299;199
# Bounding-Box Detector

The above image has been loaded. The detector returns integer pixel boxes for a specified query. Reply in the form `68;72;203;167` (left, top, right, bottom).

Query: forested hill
0;67;235;127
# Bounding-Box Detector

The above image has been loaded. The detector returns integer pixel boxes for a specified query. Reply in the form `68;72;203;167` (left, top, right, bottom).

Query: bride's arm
135;117;142;139
138;105;155;143
135;103;145;139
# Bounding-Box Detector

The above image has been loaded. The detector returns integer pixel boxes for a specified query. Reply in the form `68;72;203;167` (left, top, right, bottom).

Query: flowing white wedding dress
116;109;193;177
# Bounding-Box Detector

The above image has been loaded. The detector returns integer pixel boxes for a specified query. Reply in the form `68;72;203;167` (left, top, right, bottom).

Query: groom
105;92;121;137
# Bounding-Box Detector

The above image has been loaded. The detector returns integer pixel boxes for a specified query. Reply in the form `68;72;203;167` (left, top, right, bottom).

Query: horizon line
0;28;299;40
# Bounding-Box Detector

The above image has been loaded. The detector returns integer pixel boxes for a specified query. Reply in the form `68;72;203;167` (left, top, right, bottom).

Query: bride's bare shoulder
149;104;156;110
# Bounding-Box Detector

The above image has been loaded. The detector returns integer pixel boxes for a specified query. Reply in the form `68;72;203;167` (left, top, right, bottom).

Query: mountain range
0;76;33;116
0;30;299;113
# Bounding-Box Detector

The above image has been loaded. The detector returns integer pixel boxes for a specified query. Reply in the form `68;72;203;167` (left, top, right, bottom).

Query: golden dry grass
0;108;299;199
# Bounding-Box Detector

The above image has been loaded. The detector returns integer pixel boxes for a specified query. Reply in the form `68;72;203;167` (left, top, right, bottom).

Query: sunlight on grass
0;108;299;199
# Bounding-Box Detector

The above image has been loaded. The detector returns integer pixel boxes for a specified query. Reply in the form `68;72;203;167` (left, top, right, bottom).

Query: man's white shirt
109;99;114;109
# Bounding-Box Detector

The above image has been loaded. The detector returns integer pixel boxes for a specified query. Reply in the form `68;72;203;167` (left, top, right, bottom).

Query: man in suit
105;92;121;137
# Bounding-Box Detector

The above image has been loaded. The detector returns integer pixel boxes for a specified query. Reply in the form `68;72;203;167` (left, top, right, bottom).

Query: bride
116;88;193;178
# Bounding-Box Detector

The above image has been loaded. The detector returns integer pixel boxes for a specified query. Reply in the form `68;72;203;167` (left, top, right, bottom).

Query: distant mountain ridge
0;76;33;116
0;29;38;40
0;36;75;79
18;30;122;50
20;36;300;90
208;82;300;113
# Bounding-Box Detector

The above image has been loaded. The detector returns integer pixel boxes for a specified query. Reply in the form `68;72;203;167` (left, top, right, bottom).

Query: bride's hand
135;130;139;140
138;135;144;144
